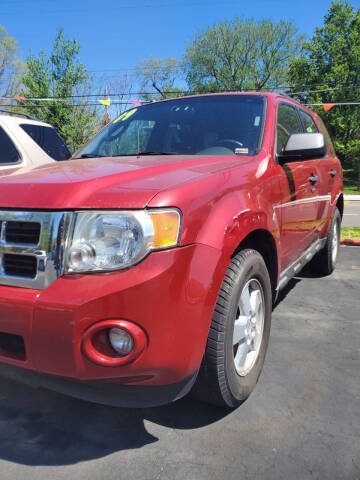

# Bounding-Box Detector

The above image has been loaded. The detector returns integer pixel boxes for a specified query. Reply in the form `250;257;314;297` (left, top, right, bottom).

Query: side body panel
276;160;322;268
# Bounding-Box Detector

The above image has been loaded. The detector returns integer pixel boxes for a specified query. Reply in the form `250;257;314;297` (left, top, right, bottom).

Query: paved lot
343;200;360;227
0;246;359;480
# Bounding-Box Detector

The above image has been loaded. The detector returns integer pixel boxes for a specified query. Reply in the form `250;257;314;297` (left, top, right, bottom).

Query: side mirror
278;133;326;163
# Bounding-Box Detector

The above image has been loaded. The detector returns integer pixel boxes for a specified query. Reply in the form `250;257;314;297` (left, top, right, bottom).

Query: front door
276;103;321;269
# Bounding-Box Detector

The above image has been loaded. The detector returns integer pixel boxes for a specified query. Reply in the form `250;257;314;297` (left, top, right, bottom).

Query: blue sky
3;0;359;79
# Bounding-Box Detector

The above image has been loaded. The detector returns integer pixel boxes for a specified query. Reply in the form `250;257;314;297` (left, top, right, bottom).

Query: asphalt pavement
343;199;360;227
0;246;359;480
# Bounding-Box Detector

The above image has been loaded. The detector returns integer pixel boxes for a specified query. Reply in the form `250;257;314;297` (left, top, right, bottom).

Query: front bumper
0;244;225;405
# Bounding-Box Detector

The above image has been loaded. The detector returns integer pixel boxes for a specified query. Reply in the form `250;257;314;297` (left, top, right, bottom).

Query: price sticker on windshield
235;147;249;155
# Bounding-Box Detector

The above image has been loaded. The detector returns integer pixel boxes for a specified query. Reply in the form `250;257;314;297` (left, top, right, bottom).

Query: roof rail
276;92;297;100
0;109;41;121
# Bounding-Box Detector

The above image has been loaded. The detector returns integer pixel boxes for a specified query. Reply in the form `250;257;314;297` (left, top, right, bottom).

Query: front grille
3;254;37;278
5;221;41;245
0;211;72;289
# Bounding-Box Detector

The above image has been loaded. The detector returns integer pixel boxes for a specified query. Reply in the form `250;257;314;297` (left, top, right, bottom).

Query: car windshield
76;95;265;159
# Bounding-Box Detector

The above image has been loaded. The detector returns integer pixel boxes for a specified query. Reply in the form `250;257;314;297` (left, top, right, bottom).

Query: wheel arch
336;193;344;219
231;229;278;300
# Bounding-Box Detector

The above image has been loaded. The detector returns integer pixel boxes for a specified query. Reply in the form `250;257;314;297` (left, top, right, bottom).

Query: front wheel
192;249;272;408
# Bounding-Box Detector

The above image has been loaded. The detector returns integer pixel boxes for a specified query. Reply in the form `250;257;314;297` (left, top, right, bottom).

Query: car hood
0;155;249;209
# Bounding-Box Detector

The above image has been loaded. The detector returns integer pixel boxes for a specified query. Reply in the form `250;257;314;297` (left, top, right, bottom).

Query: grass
343;167;360;195
341;227;360;240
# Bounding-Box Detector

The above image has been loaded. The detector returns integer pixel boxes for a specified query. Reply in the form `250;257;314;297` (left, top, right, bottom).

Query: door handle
330;169;337;177
309;174;319;184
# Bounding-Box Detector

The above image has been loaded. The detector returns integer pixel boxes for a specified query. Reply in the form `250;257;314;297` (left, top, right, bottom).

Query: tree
0;25;23;103
288;1;360;187
20;28;100;151
105;72;134;117
135;56;183;101
183;18;304;92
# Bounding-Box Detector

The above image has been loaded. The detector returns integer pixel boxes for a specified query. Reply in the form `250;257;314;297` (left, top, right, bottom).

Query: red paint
0;93;343;395
341;238;360;245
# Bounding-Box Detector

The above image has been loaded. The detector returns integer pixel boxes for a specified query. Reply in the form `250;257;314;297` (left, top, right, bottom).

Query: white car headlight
65;209;181;273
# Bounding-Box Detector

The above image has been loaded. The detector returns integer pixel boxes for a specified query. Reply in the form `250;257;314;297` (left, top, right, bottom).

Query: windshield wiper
135;151;177;156
77;151;178;159
76;153;107;159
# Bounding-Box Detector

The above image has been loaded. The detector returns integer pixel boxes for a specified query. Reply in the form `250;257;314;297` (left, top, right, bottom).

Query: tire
192;249;272;408
309;208;341;275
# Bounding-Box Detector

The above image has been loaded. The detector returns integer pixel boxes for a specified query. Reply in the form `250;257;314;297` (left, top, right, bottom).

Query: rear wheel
192;249;272;408
309;208;341;275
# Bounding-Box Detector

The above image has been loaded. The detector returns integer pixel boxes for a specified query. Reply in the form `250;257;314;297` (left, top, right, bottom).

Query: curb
341;238;360;246
344;194;360;201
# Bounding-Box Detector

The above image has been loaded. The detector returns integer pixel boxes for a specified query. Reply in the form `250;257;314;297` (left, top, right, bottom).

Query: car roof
143;91;304;107
0;113;51;128
143;91;318;118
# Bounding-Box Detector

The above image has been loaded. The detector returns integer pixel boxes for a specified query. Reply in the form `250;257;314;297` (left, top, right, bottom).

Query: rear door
276;103;321;268
312;115;341;232
297;108;330;235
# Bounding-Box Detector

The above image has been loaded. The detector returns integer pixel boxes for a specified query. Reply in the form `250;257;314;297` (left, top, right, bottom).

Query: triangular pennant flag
99;99;110;106
128;100;141;106
323;103;335;112
13;96;27;101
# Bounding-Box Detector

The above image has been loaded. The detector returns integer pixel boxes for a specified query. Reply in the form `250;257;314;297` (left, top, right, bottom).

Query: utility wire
1;83;360;101
3;100;360;109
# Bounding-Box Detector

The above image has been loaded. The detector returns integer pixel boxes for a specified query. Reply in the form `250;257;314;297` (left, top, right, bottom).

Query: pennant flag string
306;102;360;111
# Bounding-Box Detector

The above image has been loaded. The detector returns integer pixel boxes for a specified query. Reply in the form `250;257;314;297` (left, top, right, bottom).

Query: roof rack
0;109;41;121
276;92;297;100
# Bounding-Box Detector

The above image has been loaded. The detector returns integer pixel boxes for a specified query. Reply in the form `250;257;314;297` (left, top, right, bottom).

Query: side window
276;104;302;154
20;124;71;161
316;117;336;157
298;109;318;133
0;126;20;164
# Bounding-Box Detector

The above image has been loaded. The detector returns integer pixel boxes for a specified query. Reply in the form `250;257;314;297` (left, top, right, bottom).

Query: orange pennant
323;103;335;112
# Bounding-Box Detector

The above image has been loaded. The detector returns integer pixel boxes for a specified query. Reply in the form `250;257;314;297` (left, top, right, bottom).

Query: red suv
0;93;343;408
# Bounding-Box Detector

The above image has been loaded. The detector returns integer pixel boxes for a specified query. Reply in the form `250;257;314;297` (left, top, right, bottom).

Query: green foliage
0;25;23;99
20;28;100;151
288;1;360;173
341;227;360;239
183;18;304;92
343;167;359;193
135;56;183;101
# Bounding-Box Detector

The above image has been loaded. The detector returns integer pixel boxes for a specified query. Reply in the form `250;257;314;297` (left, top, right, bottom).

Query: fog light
109;328;134;356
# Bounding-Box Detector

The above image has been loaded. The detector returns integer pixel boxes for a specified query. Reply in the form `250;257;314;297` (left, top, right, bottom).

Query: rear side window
276;104;302;154
316;117;337;157
298;109;318;133
0;126;20;164
20;124;71;161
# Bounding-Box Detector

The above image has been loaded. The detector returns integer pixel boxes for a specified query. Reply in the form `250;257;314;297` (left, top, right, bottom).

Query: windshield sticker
235;147;248;155
306;126;313;133
254;116;260;126
113;108;137;124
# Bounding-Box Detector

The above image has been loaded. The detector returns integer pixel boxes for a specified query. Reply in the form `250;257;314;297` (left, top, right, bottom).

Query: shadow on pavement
0;376;229;466
273;277;301;309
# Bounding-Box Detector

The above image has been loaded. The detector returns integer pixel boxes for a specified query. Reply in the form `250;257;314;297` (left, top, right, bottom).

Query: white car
0;111;71;175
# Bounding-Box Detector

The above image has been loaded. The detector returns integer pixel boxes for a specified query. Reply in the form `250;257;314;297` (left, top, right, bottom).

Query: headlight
65;209;181;273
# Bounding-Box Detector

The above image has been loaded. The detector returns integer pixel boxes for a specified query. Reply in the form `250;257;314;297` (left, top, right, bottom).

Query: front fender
193;190;281;260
